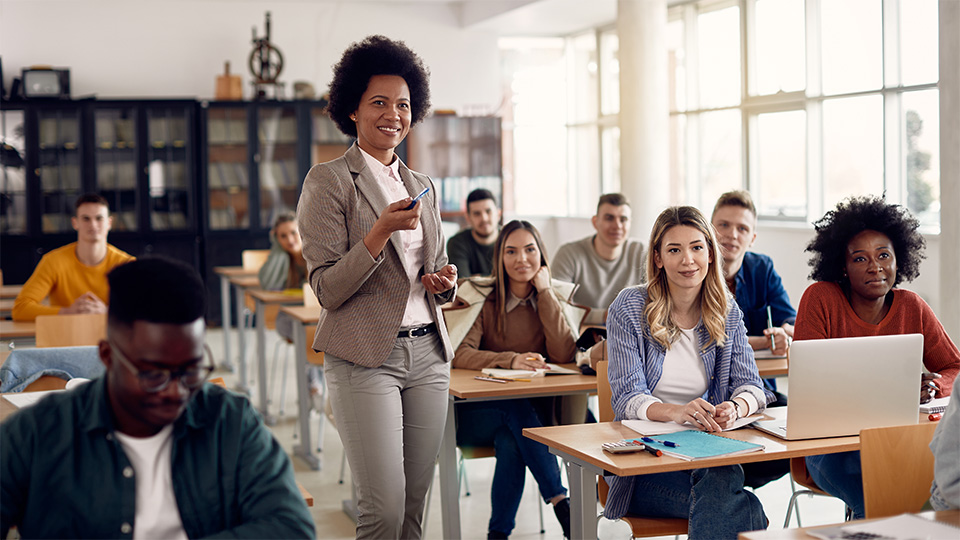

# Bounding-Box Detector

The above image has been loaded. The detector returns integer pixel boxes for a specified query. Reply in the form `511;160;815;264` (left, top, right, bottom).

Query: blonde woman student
296;36;457;540
605;206;771;540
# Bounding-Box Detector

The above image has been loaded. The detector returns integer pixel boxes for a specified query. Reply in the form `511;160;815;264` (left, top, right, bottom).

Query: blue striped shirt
603;285;770;520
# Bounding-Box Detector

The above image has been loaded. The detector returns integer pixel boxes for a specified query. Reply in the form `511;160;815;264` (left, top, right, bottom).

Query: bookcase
200;100;353;324
0;99;200;285
406;115;502;223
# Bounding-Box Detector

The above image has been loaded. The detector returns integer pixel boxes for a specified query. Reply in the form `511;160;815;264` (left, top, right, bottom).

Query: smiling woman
603;206;769;540
296;35;458;540
795;194;960;520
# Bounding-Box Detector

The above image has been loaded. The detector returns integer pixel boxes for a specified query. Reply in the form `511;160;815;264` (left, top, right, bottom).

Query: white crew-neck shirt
114;425;189;540
639;326;709;420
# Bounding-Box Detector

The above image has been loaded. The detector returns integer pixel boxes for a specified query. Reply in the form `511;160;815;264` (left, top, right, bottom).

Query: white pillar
618;0;670;241
939;0;960;341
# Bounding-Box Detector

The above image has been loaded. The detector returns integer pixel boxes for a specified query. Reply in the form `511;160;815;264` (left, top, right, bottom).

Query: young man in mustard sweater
12;194;135;321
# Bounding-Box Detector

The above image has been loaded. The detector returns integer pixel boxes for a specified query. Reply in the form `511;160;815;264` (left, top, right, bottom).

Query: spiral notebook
631;429;764;461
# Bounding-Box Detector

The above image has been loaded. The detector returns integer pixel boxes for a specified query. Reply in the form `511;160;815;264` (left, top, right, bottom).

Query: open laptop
753;334;922;440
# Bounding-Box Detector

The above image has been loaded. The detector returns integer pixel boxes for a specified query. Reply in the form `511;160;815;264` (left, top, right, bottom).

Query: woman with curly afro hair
795;194;959;519
296;35;458;539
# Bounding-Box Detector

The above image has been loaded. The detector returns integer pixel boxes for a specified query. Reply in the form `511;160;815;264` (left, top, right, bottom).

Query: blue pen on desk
641;436;680;448
766;305;776;352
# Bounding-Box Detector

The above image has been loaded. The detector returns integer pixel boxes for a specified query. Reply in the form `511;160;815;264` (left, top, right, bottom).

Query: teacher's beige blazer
297;143;455;367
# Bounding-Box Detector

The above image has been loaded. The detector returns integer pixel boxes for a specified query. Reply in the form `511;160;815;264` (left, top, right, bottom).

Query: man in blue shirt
712;190;794;487
712;191;795;358
1;257;315;539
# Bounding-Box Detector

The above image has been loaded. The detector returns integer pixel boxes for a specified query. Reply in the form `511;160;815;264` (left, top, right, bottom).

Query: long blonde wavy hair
644;206;729;350
489;220;550;335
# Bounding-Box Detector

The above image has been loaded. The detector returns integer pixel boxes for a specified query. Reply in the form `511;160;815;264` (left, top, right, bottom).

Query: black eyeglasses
110;340;215;393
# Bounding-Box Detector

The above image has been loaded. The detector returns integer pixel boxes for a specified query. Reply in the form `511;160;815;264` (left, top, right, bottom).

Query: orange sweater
12;243;135;321
795;281;959;396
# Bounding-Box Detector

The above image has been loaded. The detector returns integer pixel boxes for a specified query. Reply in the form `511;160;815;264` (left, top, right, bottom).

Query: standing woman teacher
297;35;458;539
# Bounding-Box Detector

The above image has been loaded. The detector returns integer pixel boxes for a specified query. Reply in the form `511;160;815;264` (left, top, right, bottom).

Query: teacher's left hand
422;264;457;294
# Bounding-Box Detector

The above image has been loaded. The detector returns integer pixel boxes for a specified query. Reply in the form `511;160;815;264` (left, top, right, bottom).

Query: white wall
0;0;502;112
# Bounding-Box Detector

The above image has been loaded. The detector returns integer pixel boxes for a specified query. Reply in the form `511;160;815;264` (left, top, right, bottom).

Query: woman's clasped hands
667;398;740;432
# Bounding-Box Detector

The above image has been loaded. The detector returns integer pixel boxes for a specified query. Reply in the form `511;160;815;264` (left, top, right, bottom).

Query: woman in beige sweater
452;219;577;539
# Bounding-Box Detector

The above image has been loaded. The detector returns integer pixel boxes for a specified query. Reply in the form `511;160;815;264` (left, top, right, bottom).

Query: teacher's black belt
398;323;437;339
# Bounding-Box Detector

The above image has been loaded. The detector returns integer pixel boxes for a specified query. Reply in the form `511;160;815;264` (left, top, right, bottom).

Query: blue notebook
627;429;764;461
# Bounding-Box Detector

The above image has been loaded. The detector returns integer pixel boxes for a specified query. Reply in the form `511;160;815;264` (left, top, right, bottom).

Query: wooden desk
0;298;13;319
738;510;960;539
439;368;598;539
225;275;261;394
756;357;789;378
246;288;303;424
0;320;36;347
523;422;862;540
279;305;322;470
213;266;259;373
0;285;22;299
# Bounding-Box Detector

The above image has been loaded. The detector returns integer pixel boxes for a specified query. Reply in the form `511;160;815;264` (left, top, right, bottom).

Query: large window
501;27;620;217
669;0;940;227
502;0;940;226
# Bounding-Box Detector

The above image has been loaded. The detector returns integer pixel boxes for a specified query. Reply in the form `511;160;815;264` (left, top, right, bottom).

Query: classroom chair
783;456;850;527
860;422;938;519
596;361;689;539
35;313;107;348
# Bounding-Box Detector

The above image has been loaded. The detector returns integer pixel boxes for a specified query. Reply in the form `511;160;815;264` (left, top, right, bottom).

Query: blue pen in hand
405;187;430;210
641;436;680;448
766;305;776;351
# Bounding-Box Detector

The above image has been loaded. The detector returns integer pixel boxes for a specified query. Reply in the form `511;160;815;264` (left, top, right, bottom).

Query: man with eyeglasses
0;257;315;539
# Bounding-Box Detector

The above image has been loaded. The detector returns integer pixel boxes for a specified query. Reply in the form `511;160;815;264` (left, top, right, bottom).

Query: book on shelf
624;429;764;461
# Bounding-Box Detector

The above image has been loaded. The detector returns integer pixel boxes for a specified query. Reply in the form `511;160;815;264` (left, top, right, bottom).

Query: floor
206;327;849;539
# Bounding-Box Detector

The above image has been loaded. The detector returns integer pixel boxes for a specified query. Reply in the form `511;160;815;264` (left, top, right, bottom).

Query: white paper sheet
3;390;61;409
807;513;959;540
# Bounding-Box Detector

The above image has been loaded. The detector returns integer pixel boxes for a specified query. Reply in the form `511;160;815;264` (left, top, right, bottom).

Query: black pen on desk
474;376;508;384
766;305;776;351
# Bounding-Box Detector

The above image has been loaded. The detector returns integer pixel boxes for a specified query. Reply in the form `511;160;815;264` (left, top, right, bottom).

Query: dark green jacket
1;377;315;539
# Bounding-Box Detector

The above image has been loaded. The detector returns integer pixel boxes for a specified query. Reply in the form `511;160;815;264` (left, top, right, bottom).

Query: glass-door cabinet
0;107;27;236
146;105;193;232
93;105;138;231
200;99;352;324
37;106;84;234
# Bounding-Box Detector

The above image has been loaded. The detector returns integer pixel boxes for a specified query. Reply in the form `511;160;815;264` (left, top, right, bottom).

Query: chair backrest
35;313;107;348
303;283;319;308
860;422;938;518
209;377;227;388
597;360;614;422
241;249;270;271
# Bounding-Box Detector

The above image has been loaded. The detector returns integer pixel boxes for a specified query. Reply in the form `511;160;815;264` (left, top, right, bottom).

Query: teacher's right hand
364;199;422;258
376;198;422;233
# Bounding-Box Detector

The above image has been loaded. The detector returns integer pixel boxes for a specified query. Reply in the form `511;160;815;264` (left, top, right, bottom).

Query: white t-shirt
639;327;709;420
114;425;189;540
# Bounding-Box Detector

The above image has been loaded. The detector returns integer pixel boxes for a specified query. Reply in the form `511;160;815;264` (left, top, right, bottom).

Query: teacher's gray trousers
324;332;449;540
